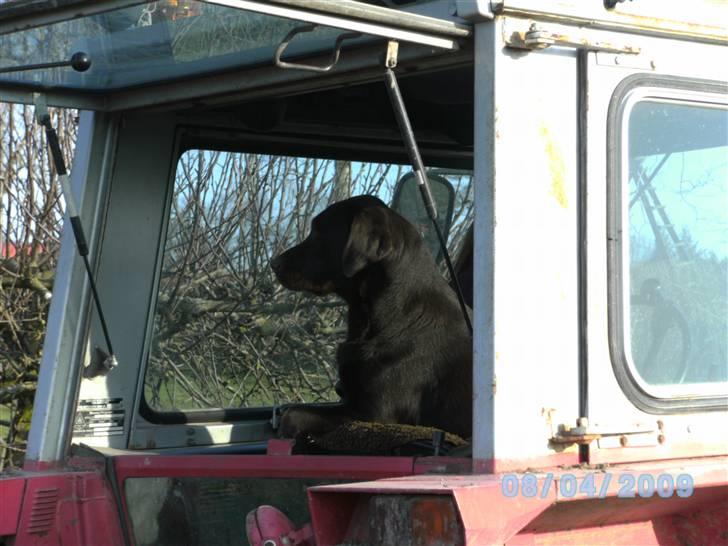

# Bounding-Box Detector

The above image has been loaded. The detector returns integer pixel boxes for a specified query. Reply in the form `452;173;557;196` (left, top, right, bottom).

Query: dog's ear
342;207;393;278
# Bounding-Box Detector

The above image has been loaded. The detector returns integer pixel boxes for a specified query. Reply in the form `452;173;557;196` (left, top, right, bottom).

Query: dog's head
271;195;406;296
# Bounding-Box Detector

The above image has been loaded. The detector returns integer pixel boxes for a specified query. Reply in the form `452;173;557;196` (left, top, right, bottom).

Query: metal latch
506;22;640;54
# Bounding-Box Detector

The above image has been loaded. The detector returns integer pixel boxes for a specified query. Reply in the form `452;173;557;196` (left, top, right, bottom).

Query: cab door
584;35;727;463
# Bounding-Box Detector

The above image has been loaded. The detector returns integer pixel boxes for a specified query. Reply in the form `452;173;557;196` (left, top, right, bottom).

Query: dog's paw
278;406;349;439
278;407;309;439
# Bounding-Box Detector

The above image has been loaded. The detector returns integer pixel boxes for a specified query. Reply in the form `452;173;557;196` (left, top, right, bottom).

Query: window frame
607;74;728;412
139;129;474;424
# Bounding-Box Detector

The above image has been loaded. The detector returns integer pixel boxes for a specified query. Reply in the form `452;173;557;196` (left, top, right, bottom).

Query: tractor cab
0;1;726;545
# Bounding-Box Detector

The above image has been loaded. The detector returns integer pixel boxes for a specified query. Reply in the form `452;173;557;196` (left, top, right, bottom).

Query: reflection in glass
626;100;727;386
0;1;339;91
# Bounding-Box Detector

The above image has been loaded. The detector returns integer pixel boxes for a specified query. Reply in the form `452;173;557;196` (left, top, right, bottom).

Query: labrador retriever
270;195;472;439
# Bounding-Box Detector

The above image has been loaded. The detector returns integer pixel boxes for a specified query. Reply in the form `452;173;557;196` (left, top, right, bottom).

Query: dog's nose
270;255;283;271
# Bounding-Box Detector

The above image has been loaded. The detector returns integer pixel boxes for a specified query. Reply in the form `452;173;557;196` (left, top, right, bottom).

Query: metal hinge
505;21;640;54
551;417;660;447
551;417;602;446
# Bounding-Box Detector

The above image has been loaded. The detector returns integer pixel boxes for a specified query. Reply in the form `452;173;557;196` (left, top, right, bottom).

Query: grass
0;404;9;438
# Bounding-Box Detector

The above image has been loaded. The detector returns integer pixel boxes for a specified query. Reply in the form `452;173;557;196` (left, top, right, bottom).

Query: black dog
270;195;472;439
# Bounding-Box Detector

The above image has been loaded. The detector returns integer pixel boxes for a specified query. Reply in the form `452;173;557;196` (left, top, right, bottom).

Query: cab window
619;93;727;395
144;149;473;412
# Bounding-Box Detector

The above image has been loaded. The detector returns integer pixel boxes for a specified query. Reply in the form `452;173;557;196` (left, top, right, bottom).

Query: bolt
658;434;666;444
619;435;628;447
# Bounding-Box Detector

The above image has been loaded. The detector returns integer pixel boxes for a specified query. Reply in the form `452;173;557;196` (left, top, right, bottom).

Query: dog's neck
341;249;446;342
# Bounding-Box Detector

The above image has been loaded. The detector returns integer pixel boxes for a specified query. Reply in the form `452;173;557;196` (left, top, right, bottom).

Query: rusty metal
385;40;399;69
508;22;641;54
492;0;728;44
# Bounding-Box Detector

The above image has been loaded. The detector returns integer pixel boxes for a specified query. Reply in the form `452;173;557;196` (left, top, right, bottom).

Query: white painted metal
496;31;579;463
73;113;177;451
584;33;728;460
492;0;728;43
476;14;727;465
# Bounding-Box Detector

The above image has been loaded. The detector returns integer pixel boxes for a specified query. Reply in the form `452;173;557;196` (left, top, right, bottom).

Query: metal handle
275;24;360;72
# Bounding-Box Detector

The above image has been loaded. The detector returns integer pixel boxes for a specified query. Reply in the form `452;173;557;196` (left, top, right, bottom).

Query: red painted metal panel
310;473;497;495
308;473;555;544
308;490;363;545
412;456;473;475
266;439;295;455
672;496;728;546
0;477;26;536
454;485;553;544
523;485;727;533
113;453;416;481
308;456;728;545
11;470;124;546
508;518;681;546
509;501;728;546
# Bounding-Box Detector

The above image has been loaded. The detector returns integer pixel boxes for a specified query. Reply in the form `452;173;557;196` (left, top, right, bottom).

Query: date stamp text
501;472;694;499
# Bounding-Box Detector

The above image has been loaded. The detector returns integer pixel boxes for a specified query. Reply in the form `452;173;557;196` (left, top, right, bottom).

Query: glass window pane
0;0;442;93
125;476;337;546
0;1;341;91
145;151;472;411
625;100;727;387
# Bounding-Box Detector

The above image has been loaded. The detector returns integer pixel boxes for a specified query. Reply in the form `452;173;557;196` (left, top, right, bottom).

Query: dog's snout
270;255;283;272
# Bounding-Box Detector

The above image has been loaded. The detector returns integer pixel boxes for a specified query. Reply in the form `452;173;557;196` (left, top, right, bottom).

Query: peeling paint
540;123;568;209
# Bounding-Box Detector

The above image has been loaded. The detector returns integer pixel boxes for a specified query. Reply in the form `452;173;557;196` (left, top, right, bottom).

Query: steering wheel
630;278;691;384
